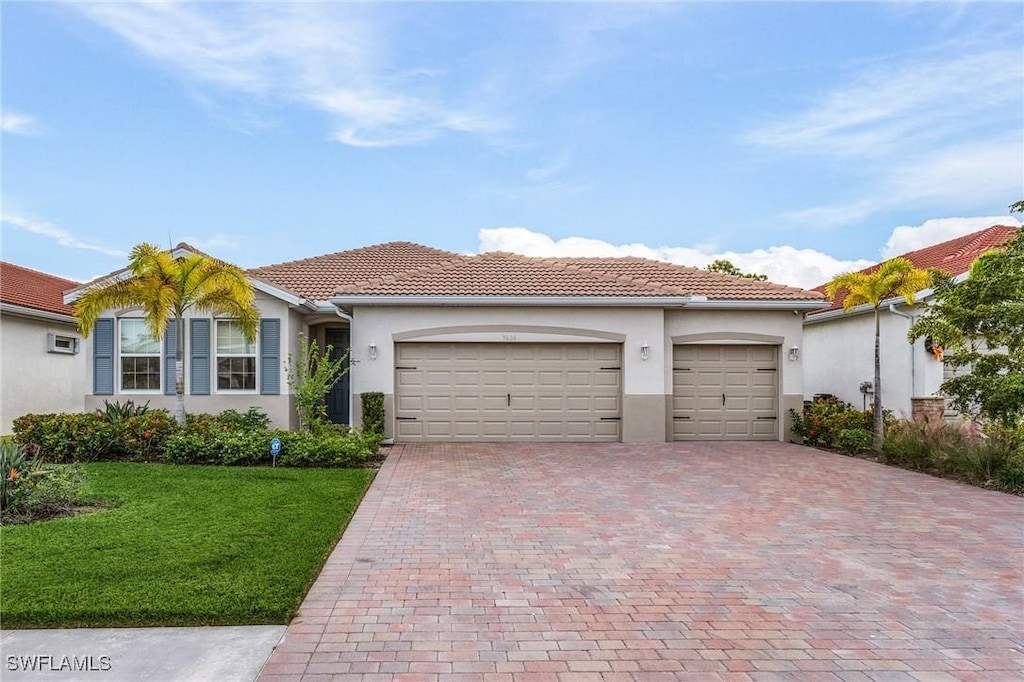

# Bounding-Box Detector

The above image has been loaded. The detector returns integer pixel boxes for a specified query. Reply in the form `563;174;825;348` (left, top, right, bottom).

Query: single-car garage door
395;342;621;441
672;344;778;440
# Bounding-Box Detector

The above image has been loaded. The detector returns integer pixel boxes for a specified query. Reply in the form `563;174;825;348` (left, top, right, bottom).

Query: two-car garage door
395;342;621;441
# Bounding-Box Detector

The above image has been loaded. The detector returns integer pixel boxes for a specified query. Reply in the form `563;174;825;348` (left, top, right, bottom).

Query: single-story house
0;262;86;434
802;224;1020;419
57;241;826;442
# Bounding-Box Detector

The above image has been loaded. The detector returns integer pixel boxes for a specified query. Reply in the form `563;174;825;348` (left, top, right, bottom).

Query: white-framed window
216;320;256;391
119;319;161;391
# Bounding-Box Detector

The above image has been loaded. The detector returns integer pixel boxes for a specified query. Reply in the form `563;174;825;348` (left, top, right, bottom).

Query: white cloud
882;216;1021;258
1;110;41;135
1;212;126;258
477;227;875;289
745;49;1021;157
74;3;508;148
747;45;1023;226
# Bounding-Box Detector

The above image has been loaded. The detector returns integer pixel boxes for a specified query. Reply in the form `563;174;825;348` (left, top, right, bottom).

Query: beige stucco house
53;241;828;442
0;262;87;434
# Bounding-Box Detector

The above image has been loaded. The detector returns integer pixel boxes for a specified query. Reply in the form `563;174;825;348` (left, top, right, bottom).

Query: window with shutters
216;320;256;391
119;319;161;391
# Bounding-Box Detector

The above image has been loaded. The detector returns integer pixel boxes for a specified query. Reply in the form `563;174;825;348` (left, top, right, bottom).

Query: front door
325;329;351;425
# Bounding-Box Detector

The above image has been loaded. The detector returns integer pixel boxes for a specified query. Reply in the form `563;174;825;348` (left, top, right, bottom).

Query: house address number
502;334;517;342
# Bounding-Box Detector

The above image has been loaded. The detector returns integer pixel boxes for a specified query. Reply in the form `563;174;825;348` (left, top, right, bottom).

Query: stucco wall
350;305;808;443
79;293;300;429
1;314;87;434
803;306;941;418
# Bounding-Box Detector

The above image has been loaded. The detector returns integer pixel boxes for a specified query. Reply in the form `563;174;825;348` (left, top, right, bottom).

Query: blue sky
2;1;1021;288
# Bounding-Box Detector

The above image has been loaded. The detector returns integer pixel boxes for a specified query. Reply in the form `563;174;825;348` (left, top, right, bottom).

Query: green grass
1;462;374;628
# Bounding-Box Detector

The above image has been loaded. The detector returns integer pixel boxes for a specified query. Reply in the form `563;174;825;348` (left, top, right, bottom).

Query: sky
2;1;1022;290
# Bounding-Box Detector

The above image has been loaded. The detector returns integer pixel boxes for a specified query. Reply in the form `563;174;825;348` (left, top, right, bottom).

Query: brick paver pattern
259;442;1024;681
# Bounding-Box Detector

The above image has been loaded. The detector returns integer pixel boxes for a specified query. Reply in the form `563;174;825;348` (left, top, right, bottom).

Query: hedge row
11;406;380;468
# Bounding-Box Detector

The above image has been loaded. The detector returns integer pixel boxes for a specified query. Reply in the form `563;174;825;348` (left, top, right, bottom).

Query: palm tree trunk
174;314;185;425
873;307;883;447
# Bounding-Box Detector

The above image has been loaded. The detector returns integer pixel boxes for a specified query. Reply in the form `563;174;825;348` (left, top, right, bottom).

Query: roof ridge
893;224;1018;264
250;241;458;273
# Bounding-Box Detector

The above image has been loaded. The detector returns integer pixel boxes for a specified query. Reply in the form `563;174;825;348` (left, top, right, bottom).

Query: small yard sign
270;437;282;466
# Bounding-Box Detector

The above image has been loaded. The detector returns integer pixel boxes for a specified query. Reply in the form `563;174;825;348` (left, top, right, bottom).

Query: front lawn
0;463;374;628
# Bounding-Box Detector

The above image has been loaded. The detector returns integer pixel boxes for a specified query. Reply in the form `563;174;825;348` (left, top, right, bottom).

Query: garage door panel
395;342;621;441
673;344;777;441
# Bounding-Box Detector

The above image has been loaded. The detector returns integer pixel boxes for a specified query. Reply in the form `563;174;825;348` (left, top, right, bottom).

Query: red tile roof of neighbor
0;261;79;317
252;242;824;301
811;224;1020;315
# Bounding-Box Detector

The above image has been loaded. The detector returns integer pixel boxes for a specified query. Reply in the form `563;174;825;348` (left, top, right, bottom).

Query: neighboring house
63;241;827;442
803;225;1020;419
0;262;86;434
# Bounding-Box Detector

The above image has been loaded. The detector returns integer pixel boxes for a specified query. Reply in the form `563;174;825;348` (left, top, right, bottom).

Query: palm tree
75;243;258;425
826;257;932;444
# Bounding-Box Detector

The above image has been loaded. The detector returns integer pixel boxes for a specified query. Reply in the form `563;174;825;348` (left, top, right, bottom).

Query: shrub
95;399;151;421
211;407;270;432
361;392;385;436
13;413;114;462
1;441;85;524
13;410;176;463
790;397;872;448
836;428;874;454
184;407;270;435
277;429;379;468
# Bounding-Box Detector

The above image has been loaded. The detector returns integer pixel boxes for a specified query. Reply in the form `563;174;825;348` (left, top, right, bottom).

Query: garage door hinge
757;416;778;420
395;365;417;370
756;367;777;372
599;366;621;370
395;416;418;421
600;417;621;421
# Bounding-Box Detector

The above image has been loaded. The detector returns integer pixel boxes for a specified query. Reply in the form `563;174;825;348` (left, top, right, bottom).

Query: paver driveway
259;442;1024;681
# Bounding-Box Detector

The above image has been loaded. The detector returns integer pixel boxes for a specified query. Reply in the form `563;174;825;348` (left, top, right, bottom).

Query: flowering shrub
13;410;176;462
789;397;873;448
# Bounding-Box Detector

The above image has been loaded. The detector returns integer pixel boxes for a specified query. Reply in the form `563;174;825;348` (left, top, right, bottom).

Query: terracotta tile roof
0;261;79;317
249;242;459;301
811;224;1020;315
323;247;824;301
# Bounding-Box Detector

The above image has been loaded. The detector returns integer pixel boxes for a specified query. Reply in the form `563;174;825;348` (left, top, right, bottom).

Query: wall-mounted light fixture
640;342;650;361
788;345;800;361
368;343;378;360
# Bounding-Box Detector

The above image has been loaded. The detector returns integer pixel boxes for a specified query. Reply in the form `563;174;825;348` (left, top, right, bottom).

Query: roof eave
329;294;825;309
804;289;933;324
1;302;78;325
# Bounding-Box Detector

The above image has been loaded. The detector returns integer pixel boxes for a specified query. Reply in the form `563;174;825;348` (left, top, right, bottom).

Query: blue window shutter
260;319;280;395
94;318;114;395
164;320;178;395
190;319;210;395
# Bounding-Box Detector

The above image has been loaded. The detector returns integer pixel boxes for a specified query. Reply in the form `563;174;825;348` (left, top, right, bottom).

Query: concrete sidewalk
1;625;285;682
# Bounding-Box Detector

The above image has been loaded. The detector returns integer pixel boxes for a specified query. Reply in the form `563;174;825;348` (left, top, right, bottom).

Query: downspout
334;307;354;426
888;303;915;407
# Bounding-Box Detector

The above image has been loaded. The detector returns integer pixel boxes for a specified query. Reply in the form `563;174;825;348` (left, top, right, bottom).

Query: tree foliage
706;259;768;281
826;257;933;443
74;243;258;424
287;333;349;433
908;229;1024;426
